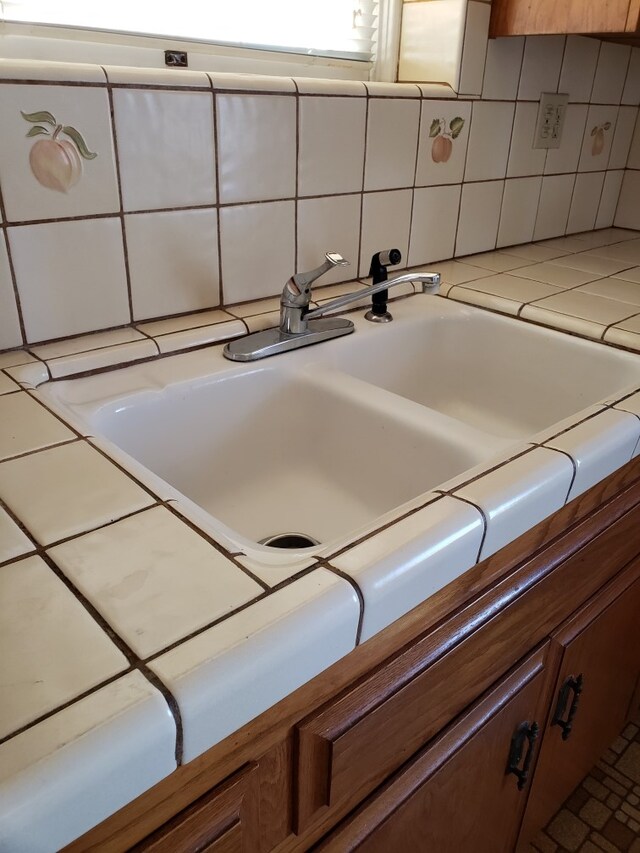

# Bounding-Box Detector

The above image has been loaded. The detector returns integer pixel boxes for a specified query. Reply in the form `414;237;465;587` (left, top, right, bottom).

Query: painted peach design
590;122;611;157
21;110;97;193
429;117;465;164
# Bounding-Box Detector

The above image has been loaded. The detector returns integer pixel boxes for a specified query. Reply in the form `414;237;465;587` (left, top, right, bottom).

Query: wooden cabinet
490;0;640;38
64;457;640;853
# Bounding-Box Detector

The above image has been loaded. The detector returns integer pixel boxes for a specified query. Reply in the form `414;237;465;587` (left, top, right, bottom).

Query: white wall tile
609;106;638;169
0;239;21;350
596;170;625;229
360;189;412;277
0;84;119;222
364;98;420;191
464;101;515;182
220;201;295;303
415;100;471;187
544;104;588;174
518;35;565;101
397;1;465;90
626;112;640;168
497;176;543;248
9;218;129;343
482;37;524;101
566;171;605;234
125;209;220;321
217;94;295;204
297;195;361;285
622;47;640;105
578;105;617;172
591;42;631;105
409;184;462;266
615;170;640;230
455;180;504;257
114;89;216;211
298;97;366;196
534;174;575;241
558;36;600;103
458;1;490;96
507;102;547;178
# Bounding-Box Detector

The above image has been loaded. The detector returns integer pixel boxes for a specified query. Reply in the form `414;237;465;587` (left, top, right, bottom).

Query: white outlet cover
534;93;569;150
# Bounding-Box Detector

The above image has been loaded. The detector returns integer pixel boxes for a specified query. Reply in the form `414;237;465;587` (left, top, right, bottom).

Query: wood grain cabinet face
490;0;640;36
317;647;553;853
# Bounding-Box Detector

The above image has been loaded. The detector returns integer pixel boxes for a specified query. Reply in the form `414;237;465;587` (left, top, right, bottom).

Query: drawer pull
507;721;539;790
553;673;584;740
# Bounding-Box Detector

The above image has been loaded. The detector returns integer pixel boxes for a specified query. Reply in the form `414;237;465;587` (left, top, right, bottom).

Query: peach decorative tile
9;218;129;343
149;568;359;761
49;505;263;659
559;36;600;103
125;208;220;321
415;100;471;187
210;72;296;93
359;189;412;277
333;496;483;642
596;171;625;230
0;671;176;853
578;105;617;172
216;94;295;203
482;36;524;100
458;1;490;96
409;184;461;267
297;195;361;285
298;97;366;196
0;554;128;739
114;89;216;210
453;447;574;560
578;278;640;306
0;393;74;460
455;181;504;258
364;98;420;192
507;103;548;178
0;84;119;222
518;35;565;101
0;441;154;546
609;107;638;169
31;328;146;361
0;239;22;351
591;42;631;105
458;251;531;273
551;251;632;277
543;409;640;500
533;175;576;241
0;507;33;563
567;172;606;235
497;177;543;248
220;200;295;303
46;340;159;379
155;320;245;354
511;261;601;287
464;101;515;182
544;105;588;174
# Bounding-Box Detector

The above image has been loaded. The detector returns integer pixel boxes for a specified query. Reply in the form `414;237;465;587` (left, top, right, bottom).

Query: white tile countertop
2;227;640;851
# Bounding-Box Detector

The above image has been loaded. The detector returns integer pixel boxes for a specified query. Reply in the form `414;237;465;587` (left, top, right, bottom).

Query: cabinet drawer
295;501;640;832
133;763;259;853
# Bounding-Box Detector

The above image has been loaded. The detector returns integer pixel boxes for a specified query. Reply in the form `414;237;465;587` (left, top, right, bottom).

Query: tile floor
531;719;640;853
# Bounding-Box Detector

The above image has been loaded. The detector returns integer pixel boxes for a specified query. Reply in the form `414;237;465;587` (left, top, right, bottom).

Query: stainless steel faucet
223;252;441;362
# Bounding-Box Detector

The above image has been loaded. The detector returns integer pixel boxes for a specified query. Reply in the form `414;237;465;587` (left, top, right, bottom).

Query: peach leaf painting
590;122;611;157
21;110;97;193
429;116;465;163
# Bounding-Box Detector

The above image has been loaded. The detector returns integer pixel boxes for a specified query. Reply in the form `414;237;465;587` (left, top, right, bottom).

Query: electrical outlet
533;92;569;150
165;50;188;68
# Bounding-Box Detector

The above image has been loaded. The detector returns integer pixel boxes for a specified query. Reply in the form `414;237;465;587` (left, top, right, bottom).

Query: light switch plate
533;92;569;149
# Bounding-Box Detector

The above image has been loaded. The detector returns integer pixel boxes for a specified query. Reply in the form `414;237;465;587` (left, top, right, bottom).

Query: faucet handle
292;252;349;290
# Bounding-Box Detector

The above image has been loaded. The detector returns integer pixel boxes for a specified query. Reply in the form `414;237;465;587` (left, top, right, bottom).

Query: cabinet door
318;646;553;853
520;563;640;846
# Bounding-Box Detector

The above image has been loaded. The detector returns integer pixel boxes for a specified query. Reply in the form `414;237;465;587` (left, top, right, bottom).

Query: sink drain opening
260;532;320;549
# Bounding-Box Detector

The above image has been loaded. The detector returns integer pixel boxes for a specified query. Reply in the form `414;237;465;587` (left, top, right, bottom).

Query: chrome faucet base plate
223;317;354;362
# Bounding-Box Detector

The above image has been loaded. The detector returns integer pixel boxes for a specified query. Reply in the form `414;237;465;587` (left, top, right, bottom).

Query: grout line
356;87;371;278
438;492;488;563
135;663;184;765
0;435;82;465
293;79;300;274
320;560;366;646
211;84;225;307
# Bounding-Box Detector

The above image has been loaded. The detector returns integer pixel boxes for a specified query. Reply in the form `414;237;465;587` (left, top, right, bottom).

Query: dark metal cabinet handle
507;721;539;790
553;673;584;741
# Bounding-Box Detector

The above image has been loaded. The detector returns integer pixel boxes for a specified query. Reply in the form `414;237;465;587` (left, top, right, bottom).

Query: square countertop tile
576;278;640;307
0;507;33;563
0;441;155;546
0;555;128;739
550;252;635;277
452;273;562;306
522;289;640;326
510;262;602;288
0;393;75;461
0;373;19;395
458;251;532;273
49;506;264;659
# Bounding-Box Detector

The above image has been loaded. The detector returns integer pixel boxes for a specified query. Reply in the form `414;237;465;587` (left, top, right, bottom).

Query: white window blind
0;0;379;62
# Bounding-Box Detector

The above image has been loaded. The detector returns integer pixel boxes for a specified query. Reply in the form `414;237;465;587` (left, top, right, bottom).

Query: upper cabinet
490;0;640;38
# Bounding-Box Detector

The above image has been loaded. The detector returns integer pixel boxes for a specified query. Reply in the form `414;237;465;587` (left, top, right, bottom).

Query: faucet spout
306;271;440;321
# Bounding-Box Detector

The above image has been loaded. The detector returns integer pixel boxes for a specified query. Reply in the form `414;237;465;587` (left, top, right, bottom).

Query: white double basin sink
39;297;640;562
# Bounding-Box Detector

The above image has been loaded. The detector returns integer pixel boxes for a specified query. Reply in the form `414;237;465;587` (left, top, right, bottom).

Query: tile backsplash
1;33;640;351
